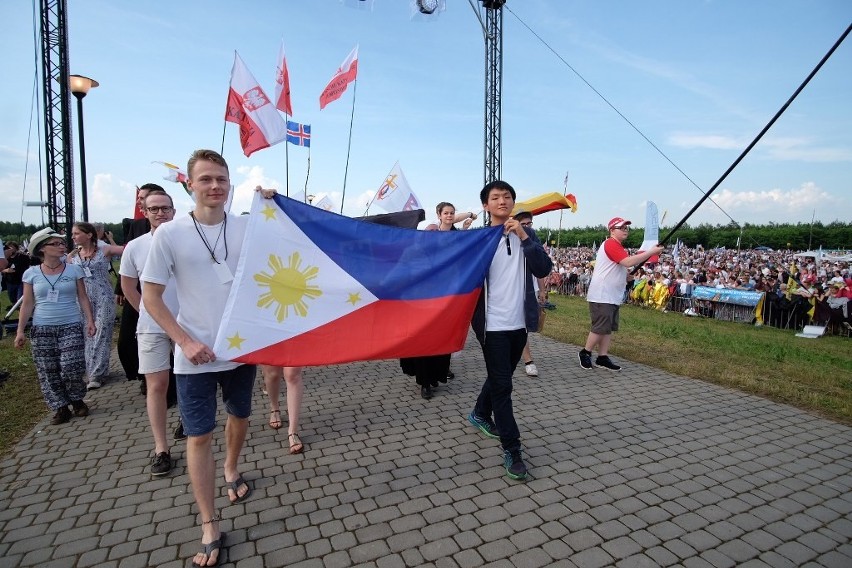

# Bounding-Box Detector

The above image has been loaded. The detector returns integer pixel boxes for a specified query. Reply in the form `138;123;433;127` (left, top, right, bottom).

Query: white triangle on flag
214;194;378;358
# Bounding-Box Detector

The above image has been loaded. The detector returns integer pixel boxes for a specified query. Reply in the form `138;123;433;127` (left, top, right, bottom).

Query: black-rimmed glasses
146;206;174;213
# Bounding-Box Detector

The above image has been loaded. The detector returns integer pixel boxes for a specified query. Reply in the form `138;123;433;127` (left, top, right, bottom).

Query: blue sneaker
503;449;528;480
468;412;499;439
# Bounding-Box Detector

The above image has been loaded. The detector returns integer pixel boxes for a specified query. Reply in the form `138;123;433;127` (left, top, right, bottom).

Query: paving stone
2;342;852;568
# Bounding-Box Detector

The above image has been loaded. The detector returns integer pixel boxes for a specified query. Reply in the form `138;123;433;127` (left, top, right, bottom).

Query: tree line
538;221;851;251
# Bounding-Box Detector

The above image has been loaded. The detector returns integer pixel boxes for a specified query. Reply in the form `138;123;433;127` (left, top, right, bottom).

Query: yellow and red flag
511;192;578;216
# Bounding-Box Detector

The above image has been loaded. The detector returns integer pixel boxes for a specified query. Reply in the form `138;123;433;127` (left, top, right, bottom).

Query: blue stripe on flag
272;195;501;300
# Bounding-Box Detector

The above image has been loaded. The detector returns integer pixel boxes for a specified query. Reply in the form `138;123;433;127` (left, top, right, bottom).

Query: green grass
0;329;49;456
543;294;852;423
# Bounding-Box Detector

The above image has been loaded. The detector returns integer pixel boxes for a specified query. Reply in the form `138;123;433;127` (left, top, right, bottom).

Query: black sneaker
173;421;187;441
151;451;172;476
595;355;622;371
71;400;89;417
578;349;593;370
468;412;499;439
421;385;433;399
51;406;72;425
503;449;528;480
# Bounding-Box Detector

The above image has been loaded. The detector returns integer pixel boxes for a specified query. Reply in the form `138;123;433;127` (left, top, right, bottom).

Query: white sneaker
87;380;102;390
524;363;538;377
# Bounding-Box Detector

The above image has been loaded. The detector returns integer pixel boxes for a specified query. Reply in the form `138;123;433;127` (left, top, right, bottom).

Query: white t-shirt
141;213;248;374
118;232;179;334
485;232;525;332
587;238;629;305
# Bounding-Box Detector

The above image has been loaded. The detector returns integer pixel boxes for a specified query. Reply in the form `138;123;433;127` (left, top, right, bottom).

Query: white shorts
137;332;174;374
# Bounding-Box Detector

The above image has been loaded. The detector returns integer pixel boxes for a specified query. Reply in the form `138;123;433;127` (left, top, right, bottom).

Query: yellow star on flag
347;292;361;305
261;205;277;221
227;332;247;350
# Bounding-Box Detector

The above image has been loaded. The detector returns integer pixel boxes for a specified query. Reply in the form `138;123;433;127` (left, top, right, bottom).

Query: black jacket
471;226;552;345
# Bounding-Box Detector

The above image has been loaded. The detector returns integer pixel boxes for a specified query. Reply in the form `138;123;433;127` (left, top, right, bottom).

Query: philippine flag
213;193;503;366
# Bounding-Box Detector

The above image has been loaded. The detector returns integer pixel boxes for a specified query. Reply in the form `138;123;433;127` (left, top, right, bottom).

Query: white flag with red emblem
274;40;293;116
371;162;422;213
225;52;288;157
319;45;359;110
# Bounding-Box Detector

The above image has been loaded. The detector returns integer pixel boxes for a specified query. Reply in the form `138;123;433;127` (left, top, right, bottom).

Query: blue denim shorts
176;365;256;437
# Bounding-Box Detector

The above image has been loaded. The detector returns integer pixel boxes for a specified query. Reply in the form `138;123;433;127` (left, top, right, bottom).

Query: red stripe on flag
229;289;480;366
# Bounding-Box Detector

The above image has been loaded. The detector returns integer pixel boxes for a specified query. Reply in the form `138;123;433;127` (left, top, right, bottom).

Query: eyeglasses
614;225;630;231
146;206;174;213
520;222;533;227
44;241;66;247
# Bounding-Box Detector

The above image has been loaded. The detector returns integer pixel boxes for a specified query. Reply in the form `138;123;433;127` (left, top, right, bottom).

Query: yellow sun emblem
255;252;323;322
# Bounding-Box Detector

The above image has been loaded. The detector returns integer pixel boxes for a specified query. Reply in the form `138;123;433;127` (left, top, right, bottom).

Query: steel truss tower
482;0;505;186
39;0;75;239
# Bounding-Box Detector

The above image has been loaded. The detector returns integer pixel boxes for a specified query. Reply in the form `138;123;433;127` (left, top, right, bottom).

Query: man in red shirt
578;217;663;371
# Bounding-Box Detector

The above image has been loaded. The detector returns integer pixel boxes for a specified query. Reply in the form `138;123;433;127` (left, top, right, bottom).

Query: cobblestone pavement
1;332;851;568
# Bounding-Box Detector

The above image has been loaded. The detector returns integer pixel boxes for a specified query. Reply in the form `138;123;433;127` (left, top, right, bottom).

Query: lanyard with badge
79;256;92;278
39;263;67;303
190;212;232;284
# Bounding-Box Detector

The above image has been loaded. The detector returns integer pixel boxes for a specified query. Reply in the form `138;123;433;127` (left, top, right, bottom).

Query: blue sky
2;0;850;234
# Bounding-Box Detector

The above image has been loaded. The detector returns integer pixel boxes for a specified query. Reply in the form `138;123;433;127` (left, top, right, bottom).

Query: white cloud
669;132;852;162
87;173;137;222
711;182;834;213
668;133;745;150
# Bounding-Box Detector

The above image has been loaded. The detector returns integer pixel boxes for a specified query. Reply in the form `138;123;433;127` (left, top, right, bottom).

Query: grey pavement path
1;331;851;568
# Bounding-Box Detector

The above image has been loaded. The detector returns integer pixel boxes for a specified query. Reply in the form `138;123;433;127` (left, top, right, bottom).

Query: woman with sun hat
14;227;96;425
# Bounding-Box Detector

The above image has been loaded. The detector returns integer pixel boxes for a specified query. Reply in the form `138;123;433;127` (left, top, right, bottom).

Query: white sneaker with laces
524;363;538;377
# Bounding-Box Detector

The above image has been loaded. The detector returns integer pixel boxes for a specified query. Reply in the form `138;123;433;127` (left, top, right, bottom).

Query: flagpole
340;79;358;215
304;145;311;199
659;22;851;247
285;114;291;197
220;122;227;156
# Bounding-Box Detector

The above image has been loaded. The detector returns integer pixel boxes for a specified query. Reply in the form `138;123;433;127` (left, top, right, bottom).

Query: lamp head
69;74;99;98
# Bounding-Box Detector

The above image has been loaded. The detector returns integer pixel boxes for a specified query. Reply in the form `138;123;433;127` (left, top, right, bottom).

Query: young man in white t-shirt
142;149;275;568
119;189;182;477
579;217;664;371
468;180;552;481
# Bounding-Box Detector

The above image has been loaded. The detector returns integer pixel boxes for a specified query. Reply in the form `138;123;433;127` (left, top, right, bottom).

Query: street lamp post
69;74;99;222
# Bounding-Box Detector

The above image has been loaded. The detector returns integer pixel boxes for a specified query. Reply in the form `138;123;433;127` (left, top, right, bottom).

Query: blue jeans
474;328;527;453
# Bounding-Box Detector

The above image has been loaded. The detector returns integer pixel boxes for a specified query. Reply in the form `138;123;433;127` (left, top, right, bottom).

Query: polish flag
224;52;288;157
274;40;293;116
319;45;359;110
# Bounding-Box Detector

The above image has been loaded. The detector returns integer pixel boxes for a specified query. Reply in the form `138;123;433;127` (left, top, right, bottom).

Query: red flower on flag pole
274;40;293;115
319;45;359;110
224;52;288;157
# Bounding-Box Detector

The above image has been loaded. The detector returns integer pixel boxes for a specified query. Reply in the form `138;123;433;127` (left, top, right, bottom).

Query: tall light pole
69;74;98;222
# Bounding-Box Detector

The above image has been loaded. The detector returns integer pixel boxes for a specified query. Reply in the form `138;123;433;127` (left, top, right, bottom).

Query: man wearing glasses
119;190;183;476
579;217;663;371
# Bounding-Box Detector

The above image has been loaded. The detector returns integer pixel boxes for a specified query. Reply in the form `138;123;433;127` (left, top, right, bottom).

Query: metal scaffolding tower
482;0;505;186
39;0;75;239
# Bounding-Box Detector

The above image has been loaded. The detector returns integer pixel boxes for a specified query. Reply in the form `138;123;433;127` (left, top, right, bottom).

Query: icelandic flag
213;193;503;366
286;121;311;147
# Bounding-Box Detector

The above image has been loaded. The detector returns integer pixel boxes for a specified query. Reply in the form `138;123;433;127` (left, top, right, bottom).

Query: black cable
659;22;852;246
504;5;741;226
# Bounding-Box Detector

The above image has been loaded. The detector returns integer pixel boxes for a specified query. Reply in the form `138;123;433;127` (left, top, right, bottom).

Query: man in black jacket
468;180;552;481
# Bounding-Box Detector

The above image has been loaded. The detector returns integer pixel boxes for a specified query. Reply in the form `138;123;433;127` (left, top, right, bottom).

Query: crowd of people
545;242;852;331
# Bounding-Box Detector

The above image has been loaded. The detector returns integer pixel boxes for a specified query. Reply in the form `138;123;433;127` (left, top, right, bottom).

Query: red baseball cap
608;217;632;231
